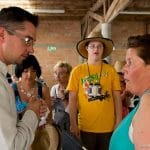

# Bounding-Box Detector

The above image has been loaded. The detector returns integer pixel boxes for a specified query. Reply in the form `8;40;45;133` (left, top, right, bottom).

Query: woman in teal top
109;34;150;150
109;104;138;150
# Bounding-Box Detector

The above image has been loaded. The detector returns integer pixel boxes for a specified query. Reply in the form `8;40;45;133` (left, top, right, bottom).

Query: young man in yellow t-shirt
67;32;122;150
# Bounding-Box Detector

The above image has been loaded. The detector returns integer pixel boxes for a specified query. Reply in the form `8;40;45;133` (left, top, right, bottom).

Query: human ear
0;27;5;42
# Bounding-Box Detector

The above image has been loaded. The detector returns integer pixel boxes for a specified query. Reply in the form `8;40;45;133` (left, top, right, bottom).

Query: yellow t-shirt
67;62;121;133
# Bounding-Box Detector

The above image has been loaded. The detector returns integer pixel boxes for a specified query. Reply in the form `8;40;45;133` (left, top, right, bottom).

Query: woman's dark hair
127;34;150;64
15;55;41;78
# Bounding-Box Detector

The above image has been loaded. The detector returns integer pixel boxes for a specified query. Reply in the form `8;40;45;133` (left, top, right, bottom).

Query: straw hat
114;60;126;73
76;32;114;59
46;124;61;150
31;124;60;150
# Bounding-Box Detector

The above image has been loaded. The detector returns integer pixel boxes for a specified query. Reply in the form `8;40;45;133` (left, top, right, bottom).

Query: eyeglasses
6;28;34;47
88;45;103;50
54;72;67;77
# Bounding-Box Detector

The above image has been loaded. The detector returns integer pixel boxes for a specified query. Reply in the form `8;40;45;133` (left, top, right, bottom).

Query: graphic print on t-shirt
81;73;109;101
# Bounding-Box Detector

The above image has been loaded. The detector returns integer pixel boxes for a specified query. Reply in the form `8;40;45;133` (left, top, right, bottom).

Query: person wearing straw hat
67;32;122;150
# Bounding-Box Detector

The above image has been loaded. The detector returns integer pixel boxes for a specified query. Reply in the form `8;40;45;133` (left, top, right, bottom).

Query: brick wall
27;19;150;88
34;20;81;88
8;19;149;88
111;20;148;65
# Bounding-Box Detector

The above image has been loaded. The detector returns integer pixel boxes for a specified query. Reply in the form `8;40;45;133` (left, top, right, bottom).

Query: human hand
39;107;50;126
27;98;47;119
39;100;48;118
70;123;80;139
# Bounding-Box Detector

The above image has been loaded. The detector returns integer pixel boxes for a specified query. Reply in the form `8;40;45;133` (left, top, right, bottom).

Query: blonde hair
53;61;72;74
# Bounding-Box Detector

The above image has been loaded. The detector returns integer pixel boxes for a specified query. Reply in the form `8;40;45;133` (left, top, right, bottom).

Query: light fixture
26;8;65;14
120;11;150;15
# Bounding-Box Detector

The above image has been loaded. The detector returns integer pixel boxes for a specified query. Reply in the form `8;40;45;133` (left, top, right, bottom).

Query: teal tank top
110;89;150;150
109;104;139;150
12;82;43;113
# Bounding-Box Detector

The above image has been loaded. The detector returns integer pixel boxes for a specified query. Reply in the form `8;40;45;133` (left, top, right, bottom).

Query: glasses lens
5;28;34;47
88;45;103;50
24;37;33;46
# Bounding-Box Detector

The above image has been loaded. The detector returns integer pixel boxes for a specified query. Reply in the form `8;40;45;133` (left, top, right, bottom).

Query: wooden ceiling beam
91;23;102;33
82;0;104;22
90;0;104;12
88;0;132;37
81;0;105;38
105;0;132;22
88;11;104;22
104;0;120;22
88;23;102;35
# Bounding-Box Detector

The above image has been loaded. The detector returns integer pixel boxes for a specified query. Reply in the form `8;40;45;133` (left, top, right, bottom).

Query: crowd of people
0;6;149;150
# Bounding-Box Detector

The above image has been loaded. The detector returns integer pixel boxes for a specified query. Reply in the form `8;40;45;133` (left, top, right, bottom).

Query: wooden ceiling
0;0;97;20
0;0;149;37
0;0;149;20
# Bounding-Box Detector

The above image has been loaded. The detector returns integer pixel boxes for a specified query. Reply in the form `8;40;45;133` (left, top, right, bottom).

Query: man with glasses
0;7;47;149
67;32;122;150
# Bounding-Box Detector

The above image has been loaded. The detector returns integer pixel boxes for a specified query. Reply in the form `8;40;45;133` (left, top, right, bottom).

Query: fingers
28;95;36;102
39;101;48;117
70;125;80;139
27;99;48;119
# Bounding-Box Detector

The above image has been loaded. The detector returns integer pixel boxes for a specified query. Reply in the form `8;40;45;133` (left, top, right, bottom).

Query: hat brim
45;124;60;149
76;37;114;59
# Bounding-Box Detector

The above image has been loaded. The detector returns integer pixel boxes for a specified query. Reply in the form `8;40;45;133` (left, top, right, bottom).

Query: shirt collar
0;60;8;77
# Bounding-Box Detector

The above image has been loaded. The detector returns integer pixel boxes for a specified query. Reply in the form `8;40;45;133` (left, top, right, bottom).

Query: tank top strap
37;82;43;98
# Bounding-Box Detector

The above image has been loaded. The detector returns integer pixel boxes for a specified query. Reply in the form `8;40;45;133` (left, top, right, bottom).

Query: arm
112;90;122;129
133;94;150;150
43;85;51;109
0;81;38;150
50;85;56;98
0;76;47;150
69;91;80;138
42;85;52;123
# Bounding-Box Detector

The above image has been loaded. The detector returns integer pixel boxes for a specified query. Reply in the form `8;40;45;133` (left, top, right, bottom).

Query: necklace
87;62;103;83
20;84;35;98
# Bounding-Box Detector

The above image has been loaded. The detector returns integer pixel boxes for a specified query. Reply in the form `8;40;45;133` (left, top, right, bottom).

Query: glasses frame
87;44;104;50
5;28;34;47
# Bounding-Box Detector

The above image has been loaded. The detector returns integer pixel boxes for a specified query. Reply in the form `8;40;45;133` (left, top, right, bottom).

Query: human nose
55;72;61;76
55;74;61;79
27;70;32;77
27;46;34;54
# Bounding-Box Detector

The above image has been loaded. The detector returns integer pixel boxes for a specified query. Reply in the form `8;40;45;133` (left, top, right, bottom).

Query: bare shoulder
136;92;150;116
140;93;150;107
42;85;50;96
42;84;49;90
133;93;150;148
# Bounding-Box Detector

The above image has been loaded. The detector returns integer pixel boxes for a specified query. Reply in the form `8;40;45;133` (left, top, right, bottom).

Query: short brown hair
127;34;150;64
